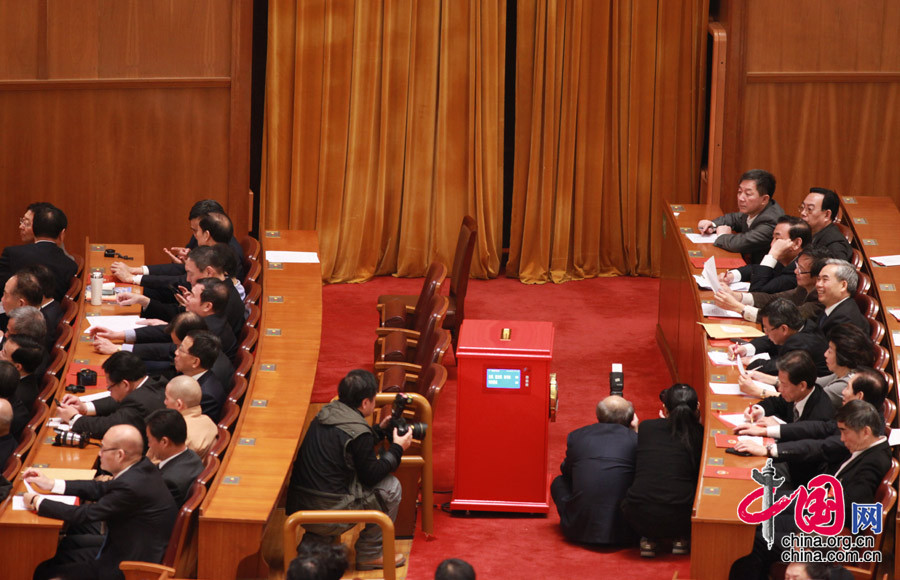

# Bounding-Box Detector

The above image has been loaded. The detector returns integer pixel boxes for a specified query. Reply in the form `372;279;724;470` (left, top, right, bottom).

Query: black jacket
159;449;204;506
713;200;785;264
748;321;829;376
736;259;798;294
71;376;166;439
147;236;246;282
812;223;853;262
0;241;77;301
197;371;226;422
818;298;869;336
624;417;703;506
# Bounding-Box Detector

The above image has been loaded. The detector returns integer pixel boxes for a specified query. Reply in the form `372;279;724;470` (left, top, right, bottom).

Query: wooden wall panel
715;0;900;214
0;0;251;266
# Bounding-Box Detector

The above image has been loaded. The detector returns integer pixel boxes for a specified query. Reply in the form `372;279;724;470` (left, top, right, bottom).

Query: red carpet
314;276;691;579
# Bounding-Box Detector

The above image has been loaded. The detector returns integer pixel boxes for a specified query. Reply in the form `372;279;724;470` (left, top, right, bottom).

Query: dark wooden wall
0;0;252;264
715;0;900;215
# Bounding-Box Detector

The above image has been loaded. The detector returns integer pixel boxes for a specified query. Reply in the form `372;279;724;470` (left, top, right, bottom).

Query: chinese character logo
851;503;883;534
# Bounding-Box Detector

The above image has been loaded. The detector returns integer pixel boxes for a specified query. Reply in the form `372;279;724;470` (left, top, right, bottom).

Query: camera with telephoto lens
76;368;97;387
53;429;90;448
385;394;427;440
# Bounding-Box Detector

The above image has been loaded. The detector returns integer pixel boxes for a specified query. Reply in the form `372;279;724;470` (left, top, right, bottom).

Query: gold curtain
261;0;504;283
508;0;706;283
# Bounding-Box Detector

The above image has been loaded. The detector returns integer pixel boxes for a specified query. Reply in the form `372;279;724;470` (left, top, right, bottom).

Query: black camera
53;429;90;448
76;368;97;387
65;384;85;394
386;394;427;440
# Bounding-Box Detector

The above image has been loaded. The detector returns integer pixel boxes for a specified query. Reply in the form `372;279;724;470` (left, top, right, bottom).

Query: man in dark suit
730;298;829;378
56;351;166;439
0;399;16;469
23;424;178;580
721;216;811;293
0;204;76;302
800;187;853;261
0;333;44;415
0;359;28;438
173;330;227;422
735;350;834;487
145;408;204;506
816;259;869;335
730;400;890;580
697;169;785;264
550;395;638;545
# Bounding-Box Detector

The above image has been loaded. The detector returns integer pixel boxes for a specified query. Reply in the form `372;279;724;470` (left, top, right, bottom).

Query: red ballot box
451;319;555;513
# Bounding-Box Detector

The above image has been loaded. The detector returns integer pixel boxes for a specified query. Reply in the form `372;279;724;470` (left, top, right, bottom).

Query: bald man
0;398;15;469
164;375;218;458
551;396;639;545
25;424;177;580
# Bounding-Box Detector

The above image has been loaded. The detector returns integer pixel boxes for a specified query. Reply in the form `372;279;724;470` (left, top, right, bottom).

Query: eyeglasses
18;217;31;226
98;447;121;454
798;204;818;213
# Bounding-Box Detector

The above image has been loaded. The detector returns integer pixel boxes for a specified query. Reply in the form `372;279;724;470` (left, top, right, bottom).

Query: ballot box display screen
486;369;521;389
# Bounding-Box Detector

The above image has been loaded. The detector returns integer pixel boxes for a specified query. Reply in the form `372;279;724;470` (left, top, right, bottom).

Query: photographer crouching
286;369;414;571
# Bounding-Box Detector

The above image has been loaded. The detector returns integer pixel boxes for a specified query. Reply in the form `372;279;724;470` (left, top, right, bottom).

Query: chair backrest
412;262;448;321
13;428;36;459
217;401;240;431
161;481;206;569
869;319;886;345
874;344;890;372
855;269;871;296
227;375;248;404
418;363;448;407
234;349;253;378
835;220;854;244
64;276;83;302
245;303;260;328
196;454;220;487
54;322;74;352
413;293;449;337
243;260;261;285
44;348;67;377
414;328;451;370
854;293;878;320
206;427;231;459
850;248;863;270
243;280;261;306
38;374;59;404
241;236;261;262
238;325;259;353
26;400;50;433
2;454;21;481
60;297;78;325
412;299;450;368
448;216;477;323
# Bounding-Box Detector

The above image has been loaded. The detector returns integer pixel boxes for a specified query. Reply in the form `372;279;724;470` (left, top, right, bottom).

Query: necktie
792;406;800;423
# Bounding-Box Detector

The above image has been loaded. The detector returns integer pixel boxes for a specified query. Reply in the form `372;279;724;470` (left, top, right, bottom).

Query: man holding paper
696;169;784;264
24;424;177;580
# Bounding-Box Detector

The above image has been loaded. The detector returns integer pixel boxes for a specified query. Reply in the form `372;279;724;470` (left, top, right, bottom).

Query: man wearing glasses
56;351;166;439
23;424;177;580
798;187;853;261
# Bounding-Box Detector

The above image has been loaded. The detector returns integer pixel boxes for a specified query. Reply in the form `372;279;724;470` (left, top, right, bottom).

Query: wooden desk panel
656;203;772;579
198;231;321;579
0;240;143;580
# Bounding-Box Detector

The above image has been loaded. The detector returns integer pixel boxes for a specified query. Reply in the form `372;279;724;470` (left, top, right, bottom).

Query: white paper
708;351;737;366
46;418;70;431
889;309;900;323
738;435;765;445
889;429;900;446
719;324;748;334
893;331;900;348
702;302;742;318
693;275;750;293
717;413;748;427
265;251;320;264
79;391;111;403
702;257;721;294
83;315;144;335
709;382;776;398
13;495;78;510
871;255;900;267
685;233;719;244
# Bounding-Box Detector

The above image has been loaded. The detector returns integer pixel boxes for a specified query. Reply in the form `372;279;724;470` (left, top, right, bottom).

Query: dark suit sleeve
714;221;777;255
778;419;836;442
71;401;142;438
134;325;171;344
142;299;181;322
839;448;891;523
132;342;176;362
38;479;139;525
146;263;186;277
758;396;791;423
92;396;120;416
776;434;848;465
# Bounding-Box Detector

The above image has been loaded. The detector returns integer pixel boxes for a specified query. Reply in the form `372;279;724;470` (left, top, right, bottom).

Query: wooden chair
238;325;258;353
854;293;879;320
869;319;886;345
374;295;448;364
851;248;864;271
375;328;451;378
376;262;448;329
243;260;261;285
874;344;889;372
71;253;85;277
2;454;21;481
836;220;854;245
38;374;59;404
245;303;260;328
217;401;240;431
227;375;248;404
26;400;50;433
242;280;261;306
119;481;207;580
53;321;74;352
283;510;398;580
856;269;871;296
44;348;66;378
206;427;230;459
60;297;78;325
13;428;36;460
64;276;83;302
234;349;253;378
381;363;448;408
196;454;220;487
241;236;261;262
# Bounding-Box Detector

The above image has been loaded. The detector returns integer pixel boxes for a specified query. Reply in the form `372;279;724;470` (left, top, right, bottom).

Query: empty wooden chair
375;294;448;363
374;327;451;378
381;363;448;408
377;262;448;329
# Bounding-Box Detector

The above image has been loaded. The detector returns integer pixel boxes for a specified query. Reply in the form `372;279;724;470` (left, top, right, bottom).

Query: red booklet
714;433;774;448
703;465;755;480
690;256;746;269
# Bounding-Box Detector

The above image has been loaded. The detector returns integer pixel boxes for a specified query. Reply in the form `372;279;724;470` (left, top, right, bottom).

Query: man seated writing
286;370;413;571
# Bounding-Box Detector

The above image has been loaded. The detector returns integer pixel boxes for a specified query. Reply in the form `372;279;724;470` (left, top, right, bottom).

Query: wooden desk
0;240;143;580
657;203;768;579
833;196;900;579
198;231;321;579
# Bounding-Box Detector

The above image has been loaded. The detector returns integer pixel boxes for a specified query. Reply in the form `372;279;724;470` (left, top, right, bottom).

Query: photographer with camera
286;369;413;572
